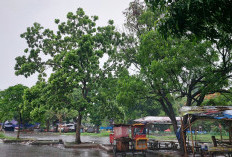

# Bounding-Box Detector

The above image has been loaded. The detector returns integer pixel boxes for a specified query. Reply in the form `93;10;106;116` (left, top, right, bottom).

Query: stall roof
134;116;180;124
180;106;232;120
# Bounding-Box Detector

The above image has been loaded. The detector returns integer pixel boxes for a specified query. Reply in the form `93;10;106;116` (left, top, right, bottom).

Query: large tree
15;8;121;143
118;0;232;152
0;84;28;138
143;0;232;151
145;0;232;81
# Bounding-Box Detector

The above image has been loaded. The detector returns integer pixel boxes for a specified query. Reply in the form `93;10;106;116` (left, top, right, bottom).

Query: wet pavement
1;132;157;157
0;143;113;157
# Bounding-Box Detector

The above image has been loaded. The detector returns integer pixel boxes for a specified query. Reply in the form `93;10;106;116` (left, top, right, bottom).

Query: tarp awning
180;106;232;120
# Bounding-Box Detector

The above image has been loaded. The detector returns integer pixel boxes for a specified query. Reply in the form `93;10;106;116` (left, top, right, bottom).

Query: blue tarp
100;126;113;130
215;110;232;119
180;106;232;120
186;131;207;134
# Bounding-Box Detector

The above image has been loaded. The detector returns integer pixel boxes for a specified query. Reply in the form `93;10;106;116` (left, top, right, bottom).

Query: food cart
110;124;148;157
131;123;148;151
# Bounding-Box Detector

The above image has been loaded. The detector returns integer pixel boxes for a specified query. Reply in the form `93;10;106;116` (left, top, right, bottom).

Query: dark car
87;127;95;133
4;122;14;131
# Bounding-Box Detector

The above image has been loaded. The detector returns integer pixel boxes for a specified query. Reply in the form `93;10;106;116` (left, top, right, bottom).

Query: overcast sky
0;0;133;90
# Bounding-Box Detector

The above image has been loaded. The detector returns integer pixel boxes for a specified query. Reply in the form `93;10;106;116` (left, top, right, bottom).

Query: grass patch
188;134;229;143
148;134;177;141
0;132;18;140
0;132;5;138
4;136;19;140
148;133;229;143
59;131;111;137
81;132;111;137
58;131;229;143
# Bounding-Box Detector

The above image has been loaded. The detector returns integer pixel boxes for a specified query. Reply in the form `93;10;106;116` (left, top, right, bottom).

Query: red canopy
164;128;171;132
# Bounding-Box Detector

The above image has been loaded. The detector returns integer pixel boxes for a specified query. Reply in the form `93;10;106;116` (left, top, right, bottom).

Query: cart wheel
113;145;117;156
142;151;146;157
131;141;135;151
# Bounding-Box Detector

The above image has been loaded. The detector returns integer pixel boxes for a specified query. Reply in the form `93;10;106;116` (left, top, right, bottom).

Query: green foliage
15;8;122;143
202;93;232;106
115;3;232;149
23;82;47;122
0;84;28;123
145;0;232;44
145;0;232;81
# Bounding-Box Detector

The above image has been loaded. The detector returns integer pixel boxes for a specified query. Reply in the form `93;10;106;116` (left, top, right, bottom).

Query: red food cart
110;123;148;156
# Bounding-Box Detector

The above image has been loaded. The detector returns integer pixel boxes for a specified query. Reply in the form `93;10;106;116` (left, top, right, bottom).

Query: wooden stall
180;106;232;156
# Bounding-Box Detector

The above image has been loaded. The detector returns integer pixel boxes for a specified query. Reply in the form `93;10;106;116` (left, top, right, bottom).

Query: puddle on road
0;143;113;157
2;132;112;157
2;132;169;157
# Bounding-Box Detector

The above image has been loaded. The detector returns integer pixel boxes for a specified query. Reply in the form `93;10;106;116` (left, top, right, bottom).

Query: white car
65;123;75;132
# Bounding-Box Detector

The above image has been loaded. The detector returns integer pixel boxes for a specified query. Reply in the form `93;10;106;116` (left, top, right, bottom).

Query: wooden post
229;122;232;144
188;115;195;155
195;129;197;146
147;123;150;138
180;117;187;156
219;123;222;142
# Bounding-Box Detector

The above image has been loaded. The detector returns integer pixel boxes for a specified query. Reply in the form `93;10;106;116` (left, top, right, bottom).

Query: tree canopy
0;84;28;138
145;0;232;43
115;0;232;151
15;8;121;143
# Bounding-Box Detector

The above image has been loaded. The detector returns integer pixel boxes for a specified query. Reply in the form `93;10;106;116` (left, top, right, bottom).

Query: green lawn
76;131;229;143
0;132;18;140
60;131;111;137
0;132;5;138
81;132;111;137
186;134;229;143
148;133;229;143
148;134;177;141
14;130;229;143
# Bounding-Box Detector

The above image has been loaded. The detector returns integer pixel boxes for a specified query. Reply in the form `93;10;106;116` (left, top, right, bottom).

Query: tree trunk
159;97;186;154
59;117;62;135
179;115;188;154
75;111;82;144
96;125;100;133
170;114;186;153
229;122;232;144
46;120;50;132
17;113;22;139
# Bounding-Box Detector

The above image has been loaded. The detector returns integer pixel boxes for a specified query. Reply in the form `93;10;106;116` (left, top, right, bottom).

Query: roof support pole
219;123;222;142
229;122;232;145
188;115;195;156
180;117;187;156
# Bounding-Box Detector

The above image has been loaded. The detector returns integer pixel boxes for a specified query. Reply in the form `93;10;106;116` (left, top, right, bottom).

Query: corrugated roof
134;116;180;124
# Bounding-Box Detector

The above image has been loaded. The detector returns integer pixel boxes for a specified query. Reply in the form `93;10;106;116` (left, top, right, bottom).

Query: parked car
65;123;75;132
4;122;14;131
14;126;24;132
87;127;95;133
57;124;69;133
